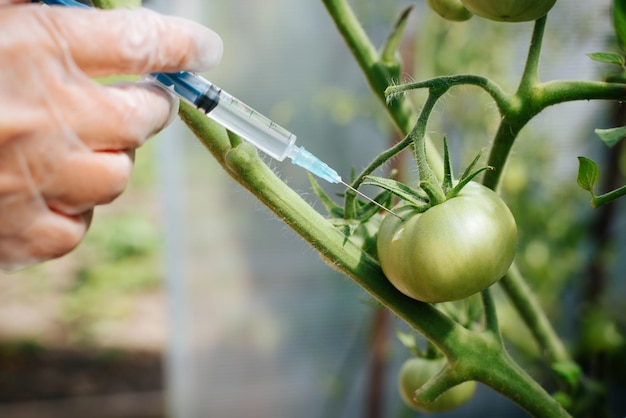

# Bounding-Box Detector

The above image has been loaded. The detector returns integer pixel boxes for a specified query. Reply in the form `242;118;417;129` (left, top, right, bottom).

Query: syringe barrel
148;72;297;161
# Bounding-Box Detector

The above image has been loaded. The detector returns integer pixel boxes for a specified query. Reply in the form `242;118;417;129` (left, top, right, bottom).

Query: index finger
39;6;223;75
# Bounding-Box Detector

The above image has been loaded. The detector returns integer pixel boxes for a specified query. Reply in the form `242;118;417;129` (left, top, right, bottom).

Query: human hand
0;1;222;270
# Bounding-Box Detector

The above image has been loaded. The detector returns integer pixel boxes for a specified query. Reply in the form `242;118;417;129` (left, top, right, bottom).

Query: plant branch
592;183;626;207
386;74;511;113
321;0;417;134
517;15;547;94
469;339;569;417
500;264;571;364
539;80;626;107
481;288;500;336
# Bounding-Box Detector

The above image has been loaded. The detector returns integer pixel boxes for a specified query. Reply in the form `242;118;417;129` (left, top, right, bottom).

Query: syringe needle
340;180;403;220
289;147;402;220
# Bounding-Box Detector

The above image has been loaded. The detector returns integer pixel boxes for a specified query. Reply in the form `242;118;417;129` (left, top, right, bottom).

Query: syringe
146;72;341;184
147;72;398;218
36;0;399;218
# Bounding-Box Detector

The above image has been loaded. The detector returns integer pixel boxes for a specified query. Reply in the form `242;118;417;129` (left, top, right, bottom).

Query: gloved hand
0;1;222;270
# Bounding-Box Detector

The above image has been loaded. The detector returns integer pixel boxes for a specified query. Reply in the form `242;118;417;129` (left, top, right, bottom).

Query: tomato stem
408;88;447;203
500;264;571;364
481;288;500;336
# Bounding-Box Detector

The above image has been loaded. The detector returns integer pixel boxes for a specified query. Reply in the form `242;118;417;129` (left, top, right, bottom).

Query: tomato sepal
363;175;429;210
307;173;344;218
446;165;494;199
308;172;394;222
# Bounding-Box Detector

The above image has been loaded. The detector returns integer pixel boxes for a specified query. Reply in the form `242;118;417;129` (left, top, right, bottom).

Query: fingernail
187;25;223;72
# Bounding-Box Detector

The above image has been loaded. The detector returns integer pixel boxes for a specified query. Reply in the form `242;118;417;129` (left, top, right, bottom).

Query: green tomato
460;0;556;22
377;182;517;303
398;357;476;413
427;0;473;22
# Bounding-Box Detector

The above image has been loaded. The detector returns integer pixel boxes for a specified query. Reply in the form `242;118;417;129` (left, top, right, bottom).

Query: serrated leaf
355;189;393;221
307;173;344;217
363;176;429;208
576;157;599;193
595;126;626;147
586;52;626;67
614;0;626;50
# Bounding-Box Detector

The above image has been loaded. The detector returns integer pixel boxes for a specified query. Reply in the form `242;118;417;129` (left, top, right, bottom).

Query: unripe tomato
398;357;476;413
427;0;473;22
377;182;517;303
460;0;556;22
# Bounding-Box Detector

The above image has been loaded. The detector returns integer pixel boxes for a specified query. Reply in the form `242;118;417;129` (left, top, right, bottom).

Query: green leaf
614;0;626;50
446;166;494;199
307;173;344;218
551;361;582;389
460;148;485;181
363;176;429;208
576;157;599;193
594;125;626;147
354;189;393;221
586;52;625;67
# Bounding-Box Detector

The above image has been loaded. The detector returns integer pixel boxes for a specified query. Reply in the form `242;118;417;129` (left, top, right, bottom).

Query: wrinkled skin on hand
0;0;222;270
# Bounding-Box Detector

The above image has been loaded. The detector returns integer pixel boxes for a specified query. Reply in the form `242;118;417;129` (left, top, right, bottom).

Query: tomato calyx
307;172;395;256
364;137;494;212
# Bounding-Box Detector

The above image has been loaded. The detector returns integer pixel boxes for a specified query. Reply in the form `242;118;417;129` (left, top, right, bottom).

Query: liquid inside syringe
148;72;297;161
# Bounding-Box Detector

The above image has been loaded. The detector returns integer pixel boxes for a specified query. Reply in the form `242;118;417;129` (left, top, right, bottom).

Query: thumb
38;6;223;75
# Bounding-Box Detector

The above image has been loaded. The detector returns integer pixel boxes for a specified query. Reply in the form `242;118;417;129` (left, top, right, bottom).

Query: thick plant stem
469;339;569;417
500;265;571;364
321;0;416;134
386;75;510;114
482;118;525;189
483;18;546;189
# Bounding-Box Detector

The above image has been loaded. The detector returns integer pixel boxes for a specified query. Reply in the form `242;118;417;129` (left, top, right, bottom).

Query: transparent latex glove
0;1;223;270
